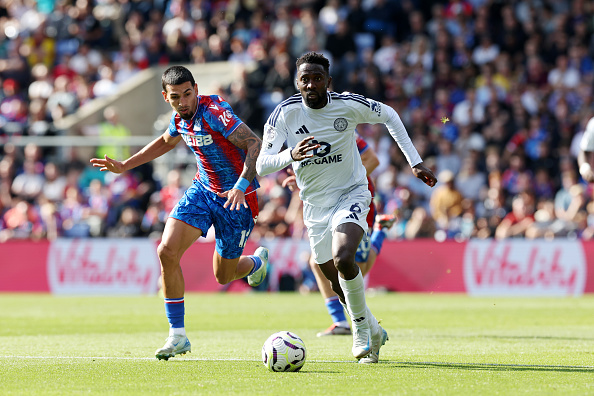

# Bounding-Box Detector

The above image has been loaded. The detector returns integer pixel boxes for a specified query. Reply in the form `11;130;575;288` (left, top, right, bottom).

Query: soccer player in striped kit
257;52;437;363
90;66;268;360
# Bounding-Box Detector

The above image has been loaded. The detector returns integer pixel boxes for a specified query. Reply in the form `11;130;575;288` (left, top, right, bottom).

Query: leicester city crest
334;118;348;132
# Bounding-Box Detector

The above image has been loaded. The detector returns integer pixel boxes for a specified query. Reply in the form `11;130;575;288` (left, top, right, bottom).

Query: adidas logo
295;125;310;135
353;316;366;323
346;213;359;220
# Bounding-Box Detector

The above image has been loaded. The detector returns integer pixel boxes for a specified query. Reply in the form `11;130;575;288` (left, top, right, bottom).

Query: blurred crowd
2;0;594;242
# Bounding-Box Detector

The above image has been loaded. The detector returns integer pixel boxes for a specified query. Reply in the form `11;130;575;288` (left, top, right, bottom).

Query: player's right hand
291;136;320;161
89;155;125;173
282;168;299;192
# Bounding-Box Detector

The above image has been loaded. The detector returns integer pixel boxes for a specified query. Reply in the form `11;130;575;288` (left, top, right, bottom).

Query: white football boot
351;323;372;359
155;334;191;360
247;247;269;287
359;325;389;364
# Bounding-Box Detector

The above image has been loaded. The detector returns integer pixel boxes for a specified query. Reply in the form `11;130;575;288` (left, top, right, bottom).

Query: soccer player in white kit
256;52;437;363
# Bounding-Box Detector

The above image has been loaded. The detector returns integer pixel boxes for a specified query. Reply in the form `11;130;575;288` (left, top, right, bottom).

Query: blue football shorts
169;181;256;259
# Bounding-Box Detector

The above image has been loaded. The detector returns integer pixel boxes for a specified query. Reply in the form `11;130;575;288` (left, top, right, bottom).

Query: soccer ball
262;331;306;372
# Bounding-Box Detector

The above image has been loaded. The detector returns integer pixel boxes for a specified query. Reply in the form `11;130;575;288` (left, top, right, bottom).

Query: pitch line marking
1;356;593;369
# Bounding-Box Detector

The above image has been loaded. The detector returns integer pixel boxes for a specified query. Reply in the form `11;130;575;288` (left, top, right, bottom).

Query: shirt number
218;111;233;127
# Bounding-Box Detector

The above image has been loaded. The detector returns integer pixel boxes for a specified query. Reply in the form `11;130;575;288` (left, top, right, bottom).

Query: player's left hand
217;189;248;211
412;162;438;187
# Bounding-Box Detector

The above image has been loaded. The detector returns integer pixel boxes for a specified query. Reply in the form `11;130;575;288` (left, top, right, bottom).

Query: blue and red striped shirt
167;95;260;194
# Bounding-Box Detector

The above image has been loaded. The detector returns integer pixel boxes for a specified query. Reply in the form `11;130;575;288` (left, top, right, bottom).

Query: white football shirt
256;91;422;206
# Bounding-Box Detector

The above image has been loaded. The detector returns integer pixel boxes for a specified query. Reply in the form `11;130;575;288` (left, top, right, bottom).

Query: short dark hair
296;52;330;74
162;66;195;92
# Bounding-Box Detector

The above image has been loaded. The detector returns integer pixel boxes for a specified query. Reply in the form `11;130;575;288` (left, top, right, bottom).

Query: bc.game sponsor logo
47;239;160;295
463;239;586;296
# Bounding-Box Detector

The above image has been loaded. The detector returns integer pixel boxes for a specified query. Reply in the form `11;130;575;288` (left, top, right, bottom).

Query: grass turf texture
1;293;593;395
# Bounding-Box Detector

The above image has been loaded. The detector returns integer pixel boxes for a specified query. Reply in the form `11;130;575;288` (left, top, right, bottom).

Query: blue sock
247;256;262;276
371;229;386;254
325;296;347;324
164;298;185;328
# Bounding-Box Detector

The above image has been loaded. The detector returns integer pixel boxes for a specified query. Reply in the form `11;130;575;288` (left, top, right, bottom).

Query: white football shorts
303;184;371;264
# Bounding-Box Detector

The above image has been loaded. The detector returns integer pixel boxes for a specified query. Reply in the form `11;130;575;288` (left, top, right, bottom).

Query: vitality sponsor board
47;238;160;295
463;239;586;296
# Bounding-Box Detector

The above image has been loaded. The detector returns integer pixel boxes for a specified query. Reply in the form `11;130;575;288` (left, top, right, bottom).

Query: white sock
366;306;379;335
169;327;186;337
338;270;369;328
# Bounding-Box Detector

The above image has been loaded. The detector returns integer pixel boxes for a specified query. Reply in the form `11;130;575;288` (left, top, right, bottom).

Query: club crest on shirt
334;118;348;132
370;100;381;117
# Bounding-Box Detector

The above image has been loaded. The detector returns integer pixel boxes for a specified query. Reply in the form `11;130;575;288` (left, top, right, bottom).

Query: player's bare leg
311;256;351;336
212;246;268;286
155;218;202;360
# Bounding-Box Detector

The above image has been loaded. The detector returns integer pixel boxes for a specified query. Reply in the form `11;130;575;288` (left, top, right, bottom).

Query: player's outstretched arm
90;131;181;173
219;123;262;210
412;162;438;187
227;123;262;182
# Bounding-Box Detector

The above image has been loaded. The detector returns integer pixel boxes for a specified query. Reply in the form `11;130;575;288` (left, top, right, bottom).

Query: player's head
296;52;331;109
161;66;198;120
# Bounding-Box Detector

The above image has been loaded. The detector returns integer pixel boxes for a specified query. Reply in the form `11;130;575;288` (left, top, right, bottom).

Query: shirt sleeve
204;95;243;138
256;122;293;176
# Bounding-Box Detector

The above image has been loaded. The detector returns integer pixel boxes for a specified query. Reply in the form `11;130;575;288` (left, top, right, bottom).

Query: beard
304;92;325;109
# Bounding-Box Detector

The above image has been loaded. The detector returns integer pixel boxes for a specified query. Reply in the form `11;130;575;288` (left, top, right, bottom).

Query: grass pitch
1;292;593;395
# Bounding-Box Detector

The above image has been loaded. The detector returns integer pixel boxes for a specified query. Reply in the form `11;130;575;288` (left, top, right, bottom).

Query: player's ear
161;90;169;102
194;83;198;95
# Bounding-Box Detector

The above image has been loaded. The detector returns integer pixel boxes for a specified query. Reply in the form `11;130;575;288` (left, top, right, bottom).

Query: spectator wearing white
406;35;433;71
373;35;399;75
68;43;102;77
578;117;594;183
455;157;486;201
452;87;485;127
11;160;45;201
41;162;67;203
161;6;194;39
471;35;499;66
435;137;461;177
92;65;118;98
548;54;580;90
46;75;78;116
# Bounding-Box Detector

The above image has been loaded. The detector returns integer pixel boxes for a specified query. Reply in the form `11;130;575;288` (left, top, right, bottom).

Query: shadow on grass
387;361;594;373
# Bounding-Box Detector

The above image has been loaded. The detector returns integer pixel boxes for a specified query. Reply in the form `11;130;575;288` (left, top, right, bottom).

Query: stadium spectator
83;106;131;160
41;162;67;203
429;170;464;231
495;192;536;239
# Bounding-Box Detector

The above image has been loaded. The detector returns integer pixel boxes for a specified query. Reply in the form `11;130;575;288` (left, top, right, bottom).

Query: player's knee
334;253;359;279
333;251;354;271
214;270;233;285
157;242;178;267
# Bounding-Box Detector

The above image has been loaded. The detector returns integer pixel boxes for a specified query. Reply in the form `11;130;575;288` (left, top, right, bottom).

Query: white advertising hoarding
47;238;161;295
463;239;586;296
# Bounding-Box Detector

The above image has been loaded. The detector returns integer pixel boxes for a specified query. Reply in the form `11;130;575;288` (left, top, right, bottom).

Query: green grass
1;292;593;395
